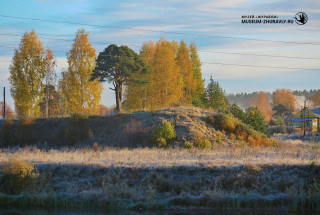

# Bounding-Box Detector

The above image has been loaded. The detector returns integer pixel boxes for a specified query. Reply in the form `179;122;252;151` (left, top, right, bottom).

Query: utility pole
304;100;306;136
3;87;5;119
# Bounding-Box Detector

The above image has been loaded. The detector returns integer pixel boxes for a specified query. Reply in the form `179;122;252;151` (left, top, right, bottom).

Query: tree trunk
115;81;122;113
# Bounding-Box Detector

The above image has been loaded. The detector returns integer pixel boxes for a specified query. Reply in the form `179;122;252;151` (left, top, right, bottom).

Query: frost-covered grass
0;140;318;167
0;141;320;211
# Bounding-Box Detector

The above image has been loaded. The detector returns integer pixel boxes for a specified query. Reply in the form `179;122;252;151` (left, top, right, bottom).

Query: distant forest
227;89;320;110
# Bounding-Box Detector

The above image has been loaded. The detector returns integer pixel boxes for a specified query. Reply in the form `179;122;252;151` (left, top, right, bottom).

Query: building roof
310;107;320;117
290;117;318;122
293;107;320;119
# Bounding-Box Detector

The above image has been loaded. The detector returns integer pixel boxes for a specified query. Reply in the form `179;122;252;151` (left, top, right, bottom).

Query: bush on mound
206;112;274;147
151;119;176;147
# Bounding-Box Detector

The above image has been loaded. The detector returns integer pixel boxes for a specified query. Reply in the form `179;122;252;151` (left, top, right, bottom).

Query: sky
0;0;319;107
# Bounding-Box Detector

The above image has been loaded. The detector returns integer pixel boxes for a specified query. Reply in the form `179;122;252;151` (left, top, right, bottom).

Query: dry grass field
0;140;320;211
0;107;320;212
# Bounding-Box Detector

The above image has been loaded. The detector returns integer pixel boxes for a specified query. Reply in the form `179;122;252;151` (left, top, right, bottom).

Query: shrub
194;135;211;149
65;114;89;144
151;119;176;147
230;133;236;140
157;137;167;148
183;141;193;149
208;113;237;133
216;131;223;144
92;142;100;151
0;158;39;194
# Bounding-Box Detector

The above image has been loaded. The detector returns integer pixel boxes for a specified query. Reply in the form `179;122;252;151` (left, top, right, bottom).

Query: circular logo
294;12;308;25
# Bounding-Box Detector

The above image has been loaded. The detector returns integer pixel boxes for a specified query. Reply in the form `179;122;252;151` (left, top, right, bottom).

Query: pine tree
91;44;148;112
9;30;46;118
230;103;246;121
245;107;268;133
59;29;103;115
206;76;228;110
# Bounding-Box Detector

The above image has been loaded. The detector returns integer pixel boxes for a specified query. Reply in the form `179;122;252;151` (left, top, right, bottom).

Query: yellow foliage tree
9;30;46;118
176;40;197;105
124;41;155;110
59;29;103;115
125;38;204;110
150;38;182;109
189;42;205;106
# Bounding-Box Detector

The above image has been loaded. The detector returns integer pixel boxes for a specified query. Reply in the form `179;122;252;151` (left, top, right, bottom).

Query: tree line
9;29;318;125
9;29;223;118
9;29;103;119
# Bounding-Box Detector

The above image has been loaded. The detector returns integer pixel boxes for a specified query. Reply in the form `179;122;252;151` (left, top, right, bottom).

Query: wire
200;50;320;60
1;33;319;60
1;45;319;70
0;33;141;48
96;54;320;70
1;14;320;45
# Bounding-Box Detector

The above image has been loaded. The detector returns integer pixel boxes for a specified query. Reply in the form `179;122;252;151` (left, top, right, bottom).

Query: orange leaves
272;89;296;111
249;92;273;122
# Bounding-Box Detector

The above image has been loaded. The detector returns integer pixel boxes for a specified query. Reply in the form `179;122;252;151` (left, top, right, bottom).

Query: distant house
286;107;320;132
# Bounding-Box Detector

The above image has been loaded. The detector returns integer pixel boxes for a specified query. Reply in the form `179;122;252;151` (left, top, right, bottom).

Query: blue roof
311;107;320;116
290;117;317;122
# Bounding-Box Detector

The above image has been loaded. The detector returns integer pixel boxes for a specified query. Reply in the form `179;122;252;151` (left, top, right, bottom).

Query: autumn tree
59;29;103;115
96;104;110;116
176;40;196;105
125;38;204;111
42;48;58;117
91;44;148;112
9;30;46;118
272;89;296;112
206;76;228;110
249;92;273;122
39;85;61;117
311;91;320;106
124;41;155;110
150;39;182;109
0;102;15;119
189;42;205;107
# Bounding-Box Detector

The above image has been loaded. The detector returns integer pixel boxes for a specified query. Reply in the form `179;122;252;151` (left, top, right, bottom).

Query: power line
0;33;141;48
1;14;320;46
201;61;319;70
1;33;319;60
200;50;320;60
97;54;320;70
0;45;319;70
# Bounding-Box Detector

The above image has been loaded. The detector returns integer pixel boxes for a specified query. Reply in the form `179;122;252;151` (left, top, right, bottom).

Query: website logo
294;12;308;25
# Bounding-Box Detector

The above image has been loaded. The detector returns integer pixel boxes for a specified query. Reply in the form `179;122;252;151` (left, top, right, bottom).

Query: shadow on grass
0;162;320;213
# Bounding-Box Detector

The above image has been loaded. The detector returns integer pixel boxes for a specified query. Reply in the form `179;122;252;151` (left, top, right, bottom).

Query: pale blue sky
0;0;319;107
